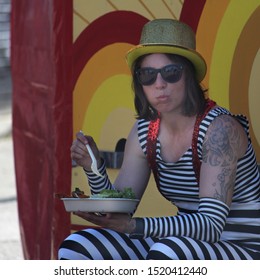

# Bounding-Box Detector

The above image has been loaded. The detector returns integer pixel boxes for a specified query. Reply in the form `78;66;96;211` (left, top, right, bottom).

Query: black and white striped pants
58;228;260;260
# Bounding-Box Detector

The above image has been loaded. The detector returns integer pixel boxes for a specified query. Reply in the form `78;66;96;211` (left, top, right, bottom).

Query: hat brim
126;45;207;82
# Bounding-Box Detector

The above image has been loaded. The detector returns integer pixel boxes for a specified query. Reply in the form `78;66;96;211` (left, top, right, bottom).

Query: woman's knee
58;228;109;260
146;236;200;260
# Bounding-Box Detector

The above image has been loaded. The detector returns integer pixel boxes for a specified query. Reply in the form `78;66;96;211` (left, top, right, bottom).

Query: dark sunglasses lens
136;64;183;85
136;68;156;86
161;65;182;83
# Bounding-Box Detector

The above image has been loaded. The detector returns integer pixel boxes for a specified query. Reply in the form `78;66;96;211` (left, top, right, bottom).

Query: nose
154;72;166;88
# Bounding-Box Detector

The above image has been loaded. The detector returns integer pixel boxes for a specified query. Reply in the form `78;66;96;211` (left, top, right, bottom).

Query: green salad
92;187;136;199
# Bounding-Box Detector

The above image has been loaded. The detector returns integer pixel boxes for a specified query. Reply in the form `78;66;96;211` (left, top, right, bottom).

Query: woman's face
140;53;186;115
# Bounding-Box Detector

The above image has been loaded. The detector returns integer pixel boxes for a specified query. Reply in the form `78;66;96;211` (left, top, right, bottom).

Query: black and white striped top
137;106;260;242
86;106;260;246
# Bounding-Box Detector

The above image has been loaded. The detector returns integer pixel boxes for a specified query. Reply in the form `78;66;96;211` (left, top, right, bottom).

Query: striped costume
58;106;260;260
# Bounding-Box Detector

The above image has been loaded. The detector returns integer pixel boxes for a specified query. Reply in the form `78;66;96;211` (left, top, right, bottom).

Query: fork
80;131;104;178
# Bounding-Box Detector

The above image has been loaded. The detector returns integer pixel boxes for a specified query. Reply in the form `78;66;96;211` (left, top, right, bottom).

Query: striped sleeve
84;159;114;194
142;197;230;242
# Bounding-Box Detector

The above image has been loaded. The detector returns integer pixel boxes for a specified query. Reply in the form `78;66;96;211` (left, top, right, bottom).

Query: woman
58;19;260;260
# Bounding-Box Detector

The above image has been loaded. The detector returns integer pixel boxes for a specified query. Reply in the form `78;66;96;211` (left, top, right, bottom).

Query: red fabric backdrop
11;0;72;259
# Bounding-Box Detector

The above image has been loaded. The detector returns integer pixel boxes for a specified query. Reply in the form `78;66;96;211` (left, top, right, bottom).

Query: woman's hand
73;212;136;234
70;131;102;171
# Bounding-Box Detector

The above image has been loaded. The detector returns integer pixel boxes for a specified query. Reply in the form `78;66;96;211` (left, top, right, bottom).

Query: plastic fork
80;131;104;178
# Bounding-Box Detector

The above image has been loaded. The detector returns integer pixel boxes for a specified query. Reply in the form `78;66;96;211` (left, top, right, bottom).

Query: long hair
131;54;207;120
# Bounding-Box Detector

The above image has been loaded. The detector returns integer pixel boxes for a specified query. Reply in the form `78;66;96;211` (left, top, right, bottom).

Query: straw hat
126;19;207;82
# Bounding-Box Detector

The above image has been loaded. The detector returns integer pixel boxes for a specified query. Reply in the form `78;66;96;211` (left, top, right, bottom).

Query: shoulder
131;119;149;135
200;106;249;141
207;113;247;140
137;119;150;131
203;113;248;162
128;120;149;144
123;121;148;160
135;119;152;155
208;113;242;132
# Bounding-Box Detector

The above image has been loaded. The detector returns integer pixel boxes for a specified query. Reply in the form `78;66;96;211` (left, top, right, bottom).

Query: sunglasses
135;64;183;86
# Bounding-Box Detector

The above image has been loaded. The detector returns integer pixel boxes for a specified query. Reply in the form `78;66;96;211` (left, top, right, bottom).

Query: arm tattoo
202;116;241;203
213;168;236;203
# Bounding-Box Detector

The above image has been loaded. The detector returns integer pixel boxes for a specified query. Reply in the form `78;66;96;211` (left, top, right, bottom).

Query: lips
157;95;169;101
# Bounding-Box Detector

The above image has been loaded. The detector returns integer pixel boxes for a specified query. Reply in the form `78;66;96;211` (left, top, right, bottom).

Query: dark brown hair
131;54;207;120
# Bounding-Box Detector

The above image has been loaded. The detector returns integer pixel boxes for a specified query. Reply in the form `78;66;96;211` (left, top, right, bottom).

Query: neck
160;112;196;133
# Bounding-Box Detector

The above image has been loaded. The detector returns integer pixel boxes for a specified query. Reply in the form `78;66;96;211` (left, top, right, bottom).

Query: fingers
71;132;93;153
70;135;88;167
74;211;108;226
70;131;97;168
73;212;131;233
76;131;89;145
76;131;96;150
70;139;87;158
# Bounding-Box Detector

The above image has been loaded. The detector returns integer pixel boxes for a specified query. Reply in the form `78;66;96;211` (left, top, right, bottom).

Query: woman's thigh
147;236;257;260
58;228;157;260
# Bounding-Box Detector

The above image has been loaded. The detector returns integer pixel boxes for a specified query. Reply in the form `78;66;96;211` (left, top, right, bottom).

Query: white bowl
61;197;139;213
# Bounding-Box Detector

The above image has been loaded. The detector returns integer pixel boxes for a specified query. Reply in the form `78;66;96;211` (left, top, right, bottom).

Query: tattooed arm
200;114;248;206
